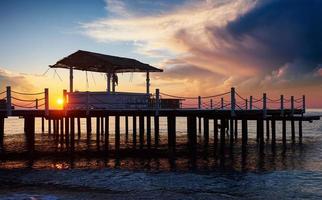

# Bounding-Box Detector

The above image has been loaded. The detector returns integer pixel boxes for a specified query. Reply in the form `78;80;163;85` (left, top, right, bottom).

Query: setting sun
56;98;63;106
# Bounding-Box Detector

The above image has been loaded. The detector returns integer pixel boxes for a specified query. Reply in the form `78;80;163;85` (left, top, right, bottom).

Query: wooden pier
0;86;319;157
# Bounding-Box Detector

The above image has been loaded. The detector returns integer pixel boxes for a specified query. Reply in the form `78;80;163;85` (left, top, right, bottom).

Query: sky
0;0;322;108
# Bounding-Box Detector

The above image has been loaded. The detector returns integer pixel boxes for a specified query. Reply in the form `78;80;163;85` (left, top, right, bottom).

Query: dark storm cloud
225;0;322;73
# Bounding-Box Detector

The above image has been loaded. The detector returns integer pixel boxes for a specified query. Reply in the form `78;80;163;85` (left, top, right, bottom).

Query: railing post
155;89;160;116
250;96;253;110
231;87;235;116
6;86;11;116
263;93;267;118
35;99;38;109
291;96;294;116
280;95;284;116
245;98;248;110
221;97;224;110
210;99;213;109
198;96;201;110
302;95;305;114
45;88;49;116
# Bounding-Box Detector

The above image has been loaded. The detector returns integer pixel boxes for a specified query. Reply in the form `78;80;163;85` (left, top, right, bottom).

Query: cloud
82;0;322;100
0;67;35;92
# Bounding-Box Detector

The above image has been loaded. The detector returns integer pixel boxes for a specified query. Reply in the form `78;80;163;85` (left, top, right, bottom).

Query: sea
0;109;322;199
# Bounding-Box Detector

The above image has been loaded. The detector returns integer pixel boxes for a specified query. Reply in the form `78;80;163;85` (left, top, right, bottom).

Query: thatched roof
50;50;163;73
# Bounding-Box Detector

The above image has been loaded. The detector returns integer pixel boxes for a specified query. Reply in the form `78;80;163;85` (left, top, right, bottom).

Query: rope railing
11;90;45;96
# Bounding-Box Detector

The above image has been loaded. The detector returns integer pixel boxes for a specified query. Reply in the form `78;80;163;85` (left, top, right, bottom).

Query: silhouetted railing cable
11;90;45;96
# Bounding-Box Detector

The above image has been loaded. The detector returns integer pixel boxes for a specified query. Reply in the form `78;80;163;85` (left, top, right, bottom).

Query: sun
56;98;64;106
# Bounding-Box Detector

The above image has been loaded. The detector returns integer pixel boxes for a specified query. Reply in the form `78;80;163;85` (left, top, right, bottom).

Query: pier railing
158;87;306;115
0;86;306;116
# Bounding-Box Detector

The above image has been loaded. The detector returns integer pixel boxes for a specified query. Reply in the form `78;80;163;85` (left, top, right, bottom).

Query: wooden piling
291;118;295;143
60;118;64;146
48;119;51;135
41;117;45;133
125;116;129;140
220;118;226;154
234;119;238;141
282;119;286;147
187;116;197;153
266;120;270;140
198;117;202;133
65;117;69;147
115;115;120;152
167;115;176;155
105;116;109;151
77;117;81;139
133;116;137;147
25;117;35;153
154;116;159;147
0;117;4;150
229;119;233;146
204;117;209;147
101;117;104;136
242;119;247;151
271;119;276;148
147;116;151;149
299;119;303;144
86;117;91;134
139;115;144;149
96;117;100;136
257;119;264;152
70;117;75;152
214;118;218;151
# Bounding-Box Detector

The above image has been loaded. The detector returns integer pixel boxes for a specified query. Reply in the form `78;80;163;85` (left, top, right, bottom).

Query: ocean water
0;109;322;199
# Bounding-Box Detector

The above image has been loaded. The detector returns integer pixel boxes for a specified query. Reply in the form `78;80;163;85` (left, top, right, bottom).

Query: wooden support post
139;115;144;149
187;116;197;153
48;119;51;135
133;116;137;147
291;118;295;143
282;119;286;148
229;119;234;146
204;117;209;147
0;117;4;151
125;116;129;140
86;117;91;135
70;117;75;152
146;71;150;95
271;119;276;149
60;118;64;146
25;117;35;153
299;119;303;144
258;119;264;152
280;95;284;116
198;117;202;133
77;118;81;139
105;116;109;151
266;120;270;140
210;99;213;109
96;117;100;136
115;115;120;152
147;116;151;149
214;118;218;153
65;117;69;147
96;117;100;150
153;116;159;148
220;118;226;154
291;96;294;116
242;119;247;151
41;117;45;133
234;119;238;140
167;115;176;155
101;117;104;136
